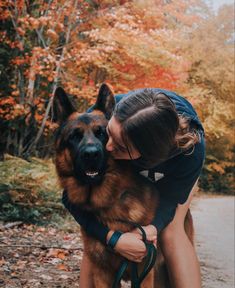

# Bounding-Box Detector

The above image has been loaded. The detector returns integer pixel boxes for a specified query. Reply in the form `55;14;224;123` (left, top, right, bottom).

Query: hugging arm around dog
62;88;205;244
60;84;205;288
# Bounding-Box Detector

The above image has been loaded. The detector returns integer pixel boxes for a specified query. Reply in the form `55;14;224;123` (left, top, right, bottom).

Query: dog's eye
94;126;105;137
69;129;83;142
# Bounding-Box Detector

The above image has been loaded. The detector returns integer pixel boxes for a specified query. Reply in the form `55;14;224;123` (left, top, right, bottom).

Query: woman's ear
94;83;115;119
52;87;76;124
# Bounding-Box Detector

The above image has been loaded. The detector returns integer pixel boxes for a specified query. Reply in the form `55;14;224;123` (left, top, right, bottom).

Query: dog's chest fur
59;159;158;230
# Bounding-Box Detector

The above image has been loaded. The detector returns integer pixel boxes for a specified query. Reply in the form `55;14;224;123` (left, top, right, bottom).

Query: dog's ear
52;87;76;124
94;83;115;119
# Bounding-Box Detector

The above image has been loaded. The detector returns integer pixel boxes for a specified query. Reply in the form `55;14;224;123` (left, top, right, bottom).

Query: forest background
0;0;234;223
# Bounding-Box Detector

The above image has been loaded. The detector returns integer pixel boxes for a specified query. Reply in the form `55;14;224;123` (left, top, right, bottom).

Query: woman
63;88;205;288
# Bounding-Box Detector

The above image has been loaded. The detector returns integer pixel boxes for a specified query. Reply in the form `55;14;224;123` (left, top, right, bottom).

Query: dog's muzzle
74;144;107;182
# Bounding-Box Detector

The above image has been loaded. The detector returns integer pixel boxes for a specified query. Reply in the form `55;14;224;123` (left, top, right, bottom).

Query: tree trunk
24;0;79;155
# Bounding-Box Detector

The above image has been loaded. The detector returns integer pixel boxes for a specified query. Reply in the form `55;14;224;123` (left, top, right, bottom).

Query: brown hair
113;89;200;168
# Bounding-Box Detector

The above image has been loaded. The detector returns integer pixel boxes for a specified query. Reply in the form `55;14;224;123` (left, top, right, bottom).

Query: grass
0;154;66;225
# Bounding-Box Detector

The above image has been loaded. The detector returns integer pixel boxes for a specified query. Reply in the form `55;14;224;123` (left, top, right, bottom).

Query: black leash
111;220;157;288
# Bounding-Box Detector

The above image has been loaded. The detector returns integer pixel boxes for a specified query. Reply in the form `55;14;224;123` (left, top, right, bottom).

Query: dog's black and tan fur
53;84;194;288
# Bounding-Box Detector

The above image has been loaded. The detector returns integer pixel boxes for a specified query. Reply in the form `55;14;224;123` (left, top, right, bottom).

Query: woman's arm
63;190;147;262
62;190;109;245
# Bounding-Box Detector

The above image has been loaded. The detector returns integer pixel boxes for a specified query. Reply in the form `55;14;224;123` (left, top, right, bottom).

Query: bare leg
79;253;94;288
159;182;201;288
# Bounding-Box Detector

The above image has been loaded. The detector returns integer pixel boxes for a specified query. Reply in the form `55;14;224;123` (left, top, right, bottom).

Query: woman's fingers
134;257;143;263
115;232;147;259
131;225;157;241
131;230;143;240
147;235;157;240
123;253;145;263
113;231;158;263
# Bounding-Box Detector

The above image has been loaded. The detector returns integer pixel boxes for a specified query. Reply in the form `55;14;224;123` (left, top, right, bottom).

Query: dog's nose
82;146;100;161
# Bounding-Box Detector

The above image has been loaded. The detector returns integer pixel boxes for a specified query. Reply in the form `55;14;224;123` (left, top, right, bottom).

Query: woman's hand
107;231;147;263
132;224;157;247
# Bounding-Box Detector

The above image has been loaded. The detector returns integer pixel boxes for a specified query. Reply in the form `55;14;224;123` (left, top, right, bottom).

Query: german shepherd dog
53;84;194;288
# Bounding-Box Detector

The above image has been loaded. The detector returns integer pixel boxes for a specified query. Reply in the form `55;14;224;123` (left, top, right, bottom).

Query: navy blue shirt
62;89;205;244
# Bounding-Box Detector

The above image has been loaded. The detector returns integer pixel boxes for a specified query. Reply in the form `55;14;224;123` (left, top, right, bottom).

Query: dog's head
53;83;115;185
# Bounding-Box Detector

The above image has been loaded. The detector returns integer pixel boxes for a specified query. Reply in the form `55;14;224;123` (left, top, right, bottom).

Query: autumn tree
0;0;86;157
0;0;200;158
1;0;234;192
184;4;235;192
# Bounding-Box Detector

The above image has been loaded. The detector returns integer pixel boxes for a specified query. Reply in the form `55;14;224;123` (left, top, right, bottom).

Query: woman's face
106;116;141;160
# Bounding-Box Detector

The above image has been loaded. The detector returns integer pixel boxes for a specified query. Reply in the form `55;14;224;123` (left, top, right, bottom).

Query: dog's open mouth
85;171;99;178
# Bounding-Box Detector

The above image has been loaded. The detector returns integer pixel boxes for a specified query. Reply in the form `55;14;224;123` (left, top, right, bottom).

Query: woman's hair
113;89;200;168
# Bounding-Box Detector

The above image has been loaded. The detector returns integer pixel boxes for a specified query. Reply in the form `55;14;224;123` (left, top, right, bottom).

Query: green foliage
1;202;40;223
0;155;64;224
200;156;235;194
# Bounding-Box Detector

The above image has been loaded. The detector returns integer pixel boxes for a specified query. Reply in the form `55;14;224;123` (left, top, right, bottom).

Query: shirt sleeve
151;136;205;233
151;198;177;233
62;190;109;245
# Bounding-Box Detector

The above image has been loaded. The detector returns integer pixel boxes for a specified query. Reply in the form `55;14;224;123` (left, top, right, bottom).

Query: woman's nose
106;137;114;152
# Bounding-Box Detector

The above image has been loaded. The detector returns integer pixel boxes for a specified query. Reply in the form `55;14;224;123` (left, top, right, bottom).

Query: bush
0;154;65;224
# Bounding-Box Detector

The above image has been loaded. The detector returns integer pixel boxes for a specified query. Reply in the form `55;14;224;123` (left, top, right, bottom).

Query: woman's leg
159;181;201;288
79;253;94;288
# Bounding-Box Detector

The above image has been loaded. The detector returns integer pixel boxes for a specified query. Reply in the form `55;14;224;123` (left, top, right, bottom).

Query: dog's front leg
141;268;155;288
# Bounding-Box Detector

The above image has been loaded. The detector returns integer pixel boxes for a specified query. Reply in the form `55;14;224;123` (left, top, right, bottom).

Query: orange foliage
0;0;203;130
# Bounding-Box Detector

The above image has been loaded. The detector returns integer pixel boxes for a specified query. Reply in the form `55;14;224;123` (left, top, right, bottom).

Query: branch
35;29;48;49
12;202;63;209
0;244;82;250
25;0;79;155
2;221;23;229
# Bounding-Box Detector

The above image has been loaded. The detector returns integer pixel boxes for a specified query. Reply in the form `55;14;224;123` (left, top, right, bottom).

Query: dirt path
0;195;234;287
191;196;234;288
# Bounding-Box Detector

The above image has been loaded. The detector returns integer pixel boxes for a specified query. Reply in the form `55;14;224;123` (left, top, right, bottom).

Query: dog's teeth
86;172;98;177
